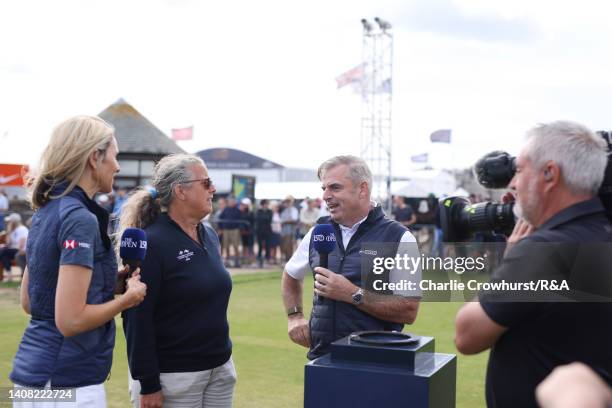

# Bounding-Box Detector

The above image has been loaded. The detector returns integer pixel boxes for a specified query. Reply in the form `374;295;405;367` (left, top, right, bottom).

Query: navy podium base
304;334;456;408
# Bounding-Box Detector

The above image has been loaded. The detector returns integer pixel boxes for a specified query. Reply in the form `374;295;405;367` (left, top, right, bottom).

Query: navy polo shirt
219;206;242;230
123;213;232;395
11;185;117;388
392;205;414;223
479;198;612;408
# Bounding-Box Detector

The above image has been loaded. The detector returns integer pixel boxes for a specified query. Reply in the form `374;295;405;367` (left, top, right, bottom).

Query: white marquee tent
255;169;458;200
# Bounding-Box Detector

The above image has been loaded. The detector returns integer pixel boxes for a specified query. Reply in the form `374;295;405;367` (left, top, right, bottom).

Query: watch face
352;291;363;304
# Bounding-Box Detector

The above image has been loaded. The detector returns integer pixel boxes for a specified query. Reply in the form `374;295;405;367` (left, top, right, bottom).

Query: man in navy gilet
281;155;421;359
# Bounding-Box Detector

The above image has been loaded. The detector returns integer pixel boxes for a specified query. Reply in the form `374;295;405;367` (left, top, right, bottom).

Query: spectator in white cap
0;213;28;280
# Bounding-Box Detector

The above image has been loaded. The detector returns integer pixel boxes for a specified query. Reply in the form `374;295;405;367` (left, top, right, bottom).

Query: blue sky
1;0;611;174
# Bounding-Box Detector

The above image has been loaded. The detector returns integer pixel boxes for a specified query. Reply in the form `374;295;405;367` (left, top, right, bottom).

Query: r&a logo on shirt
177;249;195;262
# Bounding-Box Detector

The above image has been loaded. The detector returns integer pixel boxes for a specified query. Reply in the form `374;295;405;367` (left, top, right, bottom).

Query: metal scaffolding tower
360;17;393;211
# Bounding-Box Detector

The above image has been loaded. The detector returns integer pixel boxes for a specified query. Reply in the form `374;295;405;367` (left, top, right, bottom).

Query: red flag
171;126;193;141
335;64;364;89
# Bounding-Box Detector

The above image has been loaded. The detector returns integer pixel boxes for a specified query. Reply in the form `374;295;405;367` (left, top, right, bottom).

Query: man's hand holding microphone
287;224;339;348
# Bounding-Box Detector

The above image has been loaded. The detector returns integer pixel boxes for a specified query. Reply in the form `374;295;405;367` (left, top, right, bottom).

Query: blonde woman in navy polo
10;116;147;407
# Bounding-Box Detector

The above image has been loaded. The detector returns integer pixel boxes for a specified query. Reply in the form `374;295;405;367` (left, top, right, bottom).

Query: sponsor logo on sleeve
63;240;91;250
63;240;76;249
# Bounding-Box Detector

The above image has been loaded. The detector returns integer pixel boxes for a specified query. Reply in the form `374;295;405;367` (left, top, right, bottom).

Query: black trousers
256;232;271;260
0;247;18;271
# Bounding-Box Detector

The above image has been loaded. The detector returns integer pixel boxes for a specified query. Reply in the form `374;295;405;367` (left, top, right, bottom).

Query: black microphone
119;228;148;273
312;224;336;268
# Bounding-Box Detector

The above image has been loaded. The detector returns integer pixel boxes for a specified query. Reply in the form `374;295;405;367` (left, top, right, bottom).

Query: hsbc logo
63;240;91;250
64;240;77;249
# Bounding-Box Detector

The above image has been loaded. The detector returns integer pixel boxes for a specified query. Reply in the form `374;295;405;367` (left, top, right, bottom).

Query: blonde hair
116;154;205;247
30;116;115;209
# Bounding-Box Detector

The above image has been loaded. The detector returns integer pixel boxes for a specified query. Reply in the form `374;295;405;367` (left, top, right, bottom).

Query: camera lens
458;202;515;236
439;197;516;241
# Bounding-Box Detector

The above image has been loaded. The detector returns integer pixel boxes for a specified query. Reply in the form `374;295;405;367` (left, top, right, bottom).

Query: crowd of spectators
1;183;458;277
206;193;449;268
208;195;331;268
0;189;29;281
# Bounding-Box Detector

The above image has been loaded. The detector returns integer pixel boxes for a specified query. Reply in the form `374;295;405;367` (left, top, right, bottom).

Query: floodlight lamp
374;17;392;31
361;18;373;33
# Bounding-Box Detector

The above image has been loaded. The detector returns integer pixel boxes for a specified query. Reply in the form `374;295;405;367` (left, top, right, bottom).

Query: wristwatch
287;306;303;316
352;288;364;305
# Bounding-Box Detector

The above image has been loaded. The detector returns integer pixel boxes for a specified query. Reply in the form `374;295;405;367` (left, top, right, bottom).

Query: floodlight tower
360;17;393;211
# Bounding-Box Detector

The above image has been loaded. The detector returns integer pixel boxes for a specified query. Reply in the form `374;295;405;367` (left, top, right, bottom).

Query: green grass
0;274;487;407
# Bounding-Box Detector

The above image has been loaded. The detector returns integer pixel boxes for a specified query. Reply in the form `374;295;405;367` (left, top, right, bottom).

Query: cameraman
454;121;612;408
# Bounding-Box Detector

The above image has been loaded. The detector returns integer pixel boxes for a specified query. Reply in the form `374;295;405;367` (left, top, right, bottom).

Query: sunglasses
183;178;213;189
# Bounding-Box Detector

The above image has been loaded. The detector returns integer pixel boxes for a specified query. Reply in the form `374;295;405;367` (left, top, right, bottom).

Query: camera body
440;131;612;242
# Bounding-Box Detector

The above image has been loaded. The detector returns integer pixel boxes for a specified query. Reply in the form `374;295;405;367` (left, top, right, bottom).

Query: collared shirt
286;214;367;280
392;204;414;223
299;207;320;235
479;197;612;408
219;206;242;230
280;206;299;236
338;214;368;247
123;213;232;395
537;197;612;234
10;184;116;388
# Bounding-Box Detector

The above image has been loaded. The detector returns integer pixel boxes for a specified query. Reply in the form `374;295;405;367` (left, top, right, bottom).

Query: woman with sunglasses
119;154;235;408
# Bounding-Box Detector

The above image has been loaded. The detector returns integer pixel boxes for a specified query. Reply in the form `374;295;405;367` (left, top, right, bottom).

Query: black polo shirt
393;205;414;223
123;213;232;394
479;197;612;408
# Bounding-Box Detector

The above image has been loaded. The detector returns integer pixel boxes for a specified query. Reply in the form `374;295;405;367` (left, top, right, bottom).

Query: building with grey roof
195;148;317;195
99;98;185;188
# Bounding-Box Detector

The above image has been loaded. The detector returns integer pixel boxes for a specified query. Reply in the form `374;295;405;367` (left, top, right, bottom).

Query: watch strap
352;288;364;305
287;306;303;316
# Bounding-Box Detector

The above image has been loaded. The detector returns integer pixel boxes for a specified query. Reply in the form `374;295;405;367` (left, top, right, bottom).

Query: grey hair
317;155;372;194
117;154;205;241
523;121;607;195
152;154;205;209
